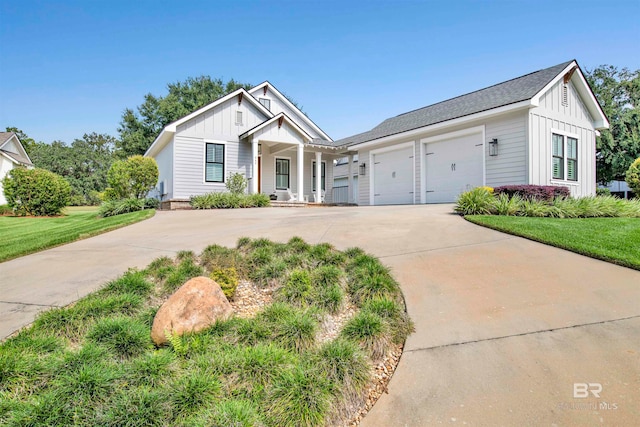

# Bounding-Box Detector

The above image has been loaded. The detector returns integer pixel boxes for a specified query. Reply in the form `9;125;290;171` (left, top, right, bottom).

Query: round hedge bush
626;157;640;196
2;167;71;216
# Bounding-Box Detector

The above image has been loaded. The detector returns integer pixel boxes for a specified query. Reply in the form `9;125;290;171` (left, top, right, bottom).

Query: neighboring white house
0;132;34;205
145;82;342;209
333;60;609;205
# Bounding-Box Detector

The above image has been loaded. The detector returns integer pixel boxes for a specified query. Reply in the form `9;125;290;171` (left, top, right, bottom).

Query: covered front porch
241;113;345;204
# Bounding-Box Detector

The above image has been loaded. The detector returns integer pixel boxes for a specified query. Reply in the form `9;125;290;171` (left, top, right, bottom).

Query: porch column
347;154;353;203
315;151;322;203
251;139;259;194
297;144;304;202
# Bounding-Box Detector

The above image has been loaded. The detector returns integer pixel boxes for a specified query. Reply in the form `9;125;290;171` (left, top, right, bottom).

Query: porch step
270;200;309;208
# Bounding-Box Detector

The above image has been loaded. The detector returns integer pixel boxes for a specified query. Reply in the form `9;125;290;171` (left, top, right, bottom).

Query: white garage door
424;133;483;203
373;146;414;205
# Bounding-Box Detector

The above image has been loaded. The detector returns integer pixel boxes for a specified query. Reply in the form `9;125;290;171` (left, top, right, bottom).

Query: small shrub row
456;187;640;218
190;192;270;209
493;184;570;201
98;197;158;217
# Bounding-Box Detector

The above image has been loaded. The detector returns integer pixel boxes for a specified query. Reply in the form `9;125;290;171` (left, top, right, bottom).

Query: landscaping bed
0;237;413;426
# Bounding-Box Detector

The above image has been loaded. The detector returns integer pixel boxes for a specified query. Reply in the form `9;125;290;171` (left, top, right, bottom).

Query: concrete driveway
1;205;639;424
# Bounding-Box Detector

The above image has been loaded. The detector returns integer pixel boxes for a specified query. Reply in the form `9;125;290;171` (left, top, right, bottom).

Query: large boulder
151;276;233;346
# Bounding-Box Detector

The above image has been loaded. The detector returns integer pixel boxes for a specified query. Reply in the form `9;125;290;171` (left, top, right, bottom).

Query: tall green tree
4;127;38;157
29;133;116;204
586;65;640;184
117;76;252;158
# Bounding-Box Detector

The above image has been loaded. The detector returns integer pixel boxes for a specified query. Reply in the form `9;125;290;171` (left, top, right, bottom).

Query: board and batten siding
251;91;323;140
172;96;267;199
529;80;596;197
154;139;174;200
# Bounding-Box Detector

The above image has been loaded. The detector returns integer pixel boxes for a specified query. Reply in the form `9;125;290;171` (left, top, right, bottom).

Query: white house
145;82;342;209
0;132;34;205
147;60;608;208
333;60;609;205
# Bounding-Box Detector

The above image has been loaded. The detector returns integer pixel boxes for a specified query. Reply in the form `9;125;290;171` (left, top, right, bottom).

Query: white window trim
259;98;271;110
311;160;327;191
550;128;580;183
274;156;292;191
203;140;227;184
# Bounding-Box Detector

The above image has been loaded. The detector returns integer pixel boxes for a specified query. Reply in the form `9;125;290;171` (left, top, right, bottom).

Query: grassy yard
0;207;155;262
466;215;640;270
0;237;412;426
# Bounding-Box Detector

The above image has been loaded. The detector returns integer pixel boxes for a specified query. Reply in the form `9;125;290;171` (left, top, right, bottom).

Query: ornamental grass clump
454;186;494;215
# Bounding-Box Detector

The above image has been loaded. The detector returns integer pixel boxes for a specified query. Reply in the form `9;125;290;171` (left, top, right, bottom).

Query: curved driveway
1;205;639;424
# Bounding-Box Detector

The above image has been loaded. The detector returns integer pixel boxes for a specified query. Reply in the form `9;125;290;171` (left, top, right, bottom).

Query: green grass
467;215;640;270
0;237;413;427
0;206;155;262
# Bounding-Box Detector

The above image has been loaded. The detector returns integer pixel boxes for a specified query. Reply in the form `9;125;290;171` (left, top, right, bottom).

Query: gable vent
562;84;568;106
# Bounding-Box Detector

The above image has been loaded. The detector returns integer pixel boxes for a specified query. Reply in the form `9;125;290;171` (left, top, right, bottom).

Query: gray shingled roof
0;132;15;145
1;149;33;166
334;60;574;147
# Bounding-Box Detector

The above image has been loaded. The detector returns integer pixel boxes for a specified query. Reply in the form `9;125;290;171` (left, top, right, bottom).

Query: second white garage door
373;146;414;205
424;132;483;203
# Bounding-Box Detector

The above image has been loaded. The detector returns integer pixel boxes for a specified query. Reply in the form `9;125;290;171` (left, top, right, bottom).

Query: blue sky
1;0;639;144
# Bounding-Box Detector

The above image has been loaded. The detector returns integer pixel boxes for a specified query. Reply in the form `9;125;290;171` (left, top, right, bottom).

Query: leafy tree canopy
29;133;116;205
117;76;252;158
586;65;640;184
4;126;38;157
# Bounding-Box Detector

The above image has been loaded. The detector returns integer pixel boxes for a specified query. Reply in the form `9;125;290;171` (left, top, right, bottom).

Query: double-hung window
205;143;224;182
312;161;326;191
552;133;578;181
275;158;290;190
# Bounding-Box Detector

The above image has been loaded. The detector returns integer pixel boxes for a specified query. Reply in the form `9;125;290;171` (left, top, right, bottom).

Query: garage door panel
373;147;413;205
425;133;483;203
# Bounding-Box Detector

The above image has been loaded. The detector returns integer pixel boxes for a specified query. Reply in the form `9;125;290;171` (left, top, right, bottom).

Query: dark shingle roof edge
332;60;574;148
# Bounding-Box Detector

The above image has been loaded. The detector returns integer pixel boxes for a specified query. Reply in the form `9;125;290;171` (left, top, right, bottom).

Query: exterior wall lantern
489;138;498;156
359;162;366;175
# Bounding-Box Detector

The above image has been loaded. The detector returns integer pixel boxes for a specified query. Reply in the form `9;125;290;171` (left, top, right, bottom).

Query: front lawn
0;237;412;426
0;207;155;262
466;215;640;270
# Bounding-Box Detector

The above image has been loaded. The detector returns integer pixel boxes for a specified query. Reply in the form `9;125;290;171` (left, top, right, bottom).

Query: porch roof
240;112;314;142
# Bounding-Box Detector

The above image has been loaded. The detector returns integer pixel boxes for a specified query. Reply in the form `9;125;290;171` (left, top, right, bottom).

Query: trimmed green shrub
211;267;239;299
626;157;640;196
0;204;12;215
226;172;248;195
190;192;270;209
454;187;494;215
105;155;159;200
2;167;71;216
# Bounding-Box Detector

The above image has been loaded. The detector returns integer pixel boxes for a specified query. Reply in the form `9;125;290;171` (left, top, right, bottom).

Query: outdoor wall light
489;138;498;156
359;162;366;175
